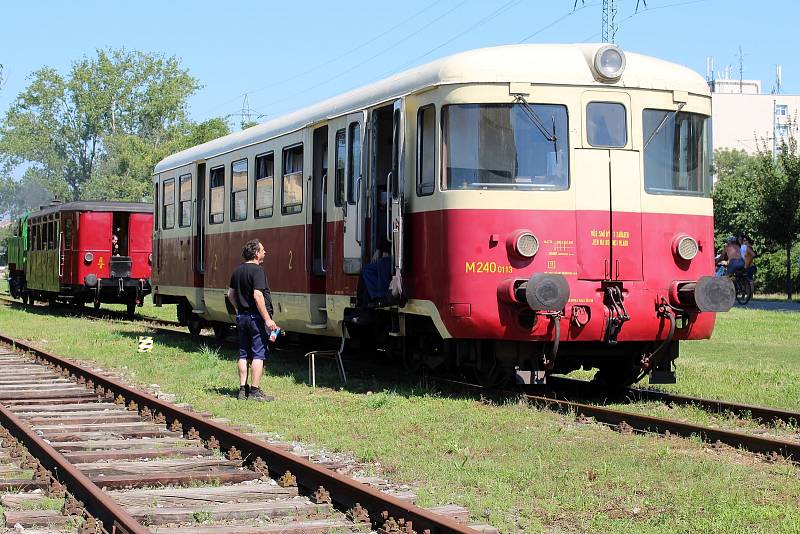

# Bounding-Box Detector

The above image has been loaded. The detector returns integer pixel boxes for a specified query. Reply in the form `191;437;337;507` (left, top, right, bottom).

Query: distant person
226;238;278;401
111;233;120;256
723;236;745;275
740;235;756;280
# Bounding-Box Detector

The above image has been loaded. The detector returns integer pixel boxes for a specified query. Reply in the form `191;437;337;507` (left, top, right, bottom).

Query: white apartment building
711;77;799;154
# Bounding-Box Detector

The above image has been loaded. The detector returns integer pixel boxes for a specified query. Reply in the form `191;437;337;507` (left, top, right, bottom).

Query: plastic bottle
269;327;281;343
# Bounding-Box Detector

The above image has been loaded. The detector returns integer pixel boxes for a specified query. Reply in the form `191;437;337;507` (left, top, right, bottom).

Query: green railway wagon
6;213;29;300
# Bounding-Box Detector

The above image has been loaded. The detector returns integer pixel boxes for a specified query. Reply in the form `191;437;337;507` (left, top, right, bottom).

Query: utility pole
574;0;646;44
737;45;745;94
241;93;253;131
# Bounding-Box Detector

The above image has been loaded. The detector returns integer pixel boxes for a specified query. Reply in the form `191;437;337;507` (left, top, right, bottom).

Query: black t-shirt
229;262;274;317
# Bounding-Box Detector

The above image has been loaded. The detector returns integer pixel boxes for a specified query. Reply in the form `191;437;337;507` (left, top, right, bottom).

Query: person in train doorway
356;240;393;308
226;238;278;401
111;233;120;256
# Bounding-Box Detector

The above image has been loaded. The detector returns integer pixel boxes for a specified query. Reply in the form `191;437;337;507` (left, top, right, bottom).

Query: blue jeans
236;313;269;361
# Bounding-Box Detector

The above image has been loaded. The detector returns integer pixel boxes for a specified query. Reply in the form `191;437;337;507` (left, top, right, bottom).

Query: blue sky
0;0;796;130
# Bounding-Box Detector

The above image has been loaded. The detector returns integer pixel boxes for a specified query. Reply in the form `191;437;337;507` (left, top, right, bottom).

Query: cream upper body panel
155;44;709;175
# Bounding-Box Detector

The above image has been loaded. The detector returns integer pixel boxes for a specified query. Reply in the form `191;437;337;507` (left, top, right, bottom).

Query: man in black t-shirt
226;239;278;401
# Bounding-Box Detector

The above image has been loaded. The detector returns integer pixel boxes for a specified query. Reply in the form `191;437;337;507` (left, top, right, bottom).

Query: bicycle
715;261;753;305
730;271;753;305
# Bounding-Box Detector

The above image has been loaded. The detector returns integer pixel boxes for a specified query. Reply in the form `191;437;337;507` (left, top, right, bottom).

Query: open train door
342;111;367;274
388;98;405;300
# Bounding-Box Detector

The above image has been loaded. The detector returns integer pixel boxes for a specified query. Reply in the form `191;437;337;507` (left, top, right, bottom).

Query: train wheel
592;359;641;389
188;315;203;338
93;301;101;310
212;324;230;341
471;352;506;388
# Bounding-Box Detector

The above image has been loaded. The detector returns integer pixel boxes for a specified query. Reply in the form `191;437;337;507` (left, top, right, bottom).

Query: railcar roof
155;43;709;174
28;201;153;219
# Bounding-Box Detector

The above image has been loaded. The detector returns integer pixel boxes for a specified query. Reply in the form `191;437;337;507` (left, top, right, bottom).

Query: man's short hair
242;239;262;261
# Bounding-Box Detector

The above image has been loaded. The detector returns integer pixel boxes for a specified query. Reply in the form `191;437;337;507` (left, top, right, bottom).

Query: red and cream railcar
152;44;733;385
17;201;153;315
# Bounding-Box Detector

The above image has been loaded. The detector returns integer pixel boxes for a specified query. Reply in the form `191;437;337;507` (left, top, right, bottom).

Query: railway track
547;375;800;428
0;293;181;330
431;376;800;463
0;333;495;534
3;293;798;466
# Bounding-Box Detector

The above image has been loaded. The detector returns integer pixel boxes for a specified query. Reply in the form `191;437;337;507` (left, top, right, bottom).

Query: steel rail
547;375;800;427
524;391;800;461
0;396;148;534
0;294;181;329
429;377;800;462
0;333;479;534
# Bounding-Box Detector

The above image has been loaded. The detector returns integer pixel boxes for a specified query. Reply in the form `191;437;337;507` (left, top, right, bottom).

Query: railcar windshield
443;104;569;191
643;110;712;196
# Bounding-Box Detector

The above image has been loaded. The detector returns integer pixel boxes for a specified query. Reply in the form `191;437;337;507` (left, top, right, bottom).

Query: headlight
673;235;699;261
507;230;540;259
84;252;93;264
594;45;626;81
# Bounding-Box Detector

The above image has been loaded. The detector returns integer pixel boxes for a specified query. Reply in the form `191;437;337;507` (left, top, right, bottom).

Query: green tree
0;49;203;201
753;137;800;299
712;149;762;248
85;117;230;201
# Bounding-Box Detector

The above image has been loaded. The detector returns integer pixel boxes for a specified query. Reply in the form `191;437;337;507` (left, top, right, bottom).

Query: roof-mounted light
594;45;626;81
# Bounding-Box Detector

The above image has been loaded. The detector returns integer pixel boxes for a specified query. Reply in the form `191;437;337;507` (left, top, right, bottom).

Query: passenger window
587;102;627;148
255;153;274;218
231;159;248;222
179;174;192;227
334;129;346;207
417;105;435;196
282;145;303;215
162;178;175;229
209;166;225;224
347;123;361;204
65;220;72;249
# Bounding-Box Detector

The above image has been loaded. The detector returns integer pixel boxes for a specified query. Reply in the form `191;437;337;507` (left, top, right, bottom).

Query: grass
1;302;800;532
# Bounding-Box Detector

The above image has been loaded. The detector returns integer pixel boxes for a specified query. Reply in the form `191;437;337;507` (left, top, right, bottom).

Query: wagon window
417;105;436;196
231;159;248;222
47;221;54;249
334;130;346;207
587;102;627;148
179;174;192;227
443;103;569;191
255;153;274;218
65;220;72;249
347;123;361;204
162;178;175;229
209;166;225;224
643;109;712;197
282;145;303;215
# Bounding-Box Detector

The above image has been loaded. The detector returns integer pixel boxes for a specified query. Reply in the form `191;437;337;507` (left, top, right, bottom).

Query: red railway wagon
14;201;153;315
152;44;734;386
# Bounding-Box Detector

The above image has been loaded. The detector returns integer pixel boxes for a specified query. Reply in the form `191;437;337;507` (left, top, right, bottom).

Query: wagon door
389;99;406;294
342;111;367;274
575;92;642;281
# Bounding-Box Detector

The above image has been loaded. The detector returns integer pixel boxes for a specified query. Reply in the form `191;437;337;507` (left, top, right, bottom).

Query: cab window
587;102;627;148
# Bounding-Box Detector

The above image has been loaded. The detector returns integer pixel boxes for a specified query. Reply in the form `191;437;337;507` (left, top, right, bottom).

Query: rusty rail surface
0;333;479;534
547;375;800;427
0;381;149;534
0;294;181;329
431;377;800;462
